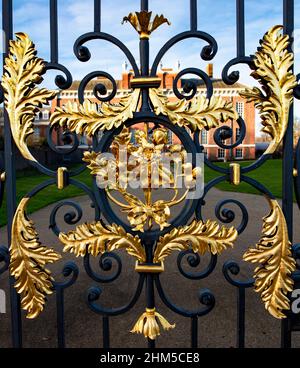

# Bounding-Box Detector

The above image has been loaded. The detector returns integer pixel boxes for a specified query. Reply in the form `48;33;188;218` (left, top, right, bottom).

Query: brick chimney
206;63;213;78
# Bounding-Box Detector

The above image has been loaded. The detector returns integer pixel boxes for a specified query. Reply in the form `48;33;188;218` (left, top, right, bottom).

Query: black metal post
282;0;294;348
140;0;150;112
190;0;197;31
145;239;155;349
3;0;23;348
191;316;198;348
94;0;101;33
50;0;58;63
56;287;65;348
237;287;246;348
103;316;110;348
236;0;245;57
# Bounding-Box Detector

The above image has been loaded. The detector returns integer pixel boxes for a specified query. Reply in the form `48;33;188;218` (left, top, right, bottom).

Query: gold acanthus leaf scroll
59;220;146;263
154;219;238;263
243;199;296;319
10;198;61;319
50;89;140;135
149;89;238;132
2;33;57;162
240;25;297;155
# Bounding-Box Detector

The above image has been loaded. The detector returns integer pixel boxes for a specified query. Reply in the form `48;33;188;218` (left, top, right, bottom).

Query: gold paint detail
293;168;298;177
2;33;57;162
135;261;165;273
59;220;146;263
243;198;296;319
131;308;175;340
10;197;61;319
50;89;140;134
0;172;6;182
149;88;238;131
130;77;161;89
57;167;68;190
230;163;241;186
122;11;170;39
154;219;238;263
240;26;297;155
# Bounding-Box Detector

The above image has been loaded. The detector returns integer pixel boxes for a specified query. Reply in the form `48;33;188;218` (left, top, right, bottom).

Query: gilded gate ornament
3;19;298;340
240;25;297;319
243;198;296;319
2;33;57;162
59;220;146;262
240;26;297;155
149;89;238;131
122;11;171;39
154;219;238;264
50;90;140;134
10;198;61;319
83;127;197;232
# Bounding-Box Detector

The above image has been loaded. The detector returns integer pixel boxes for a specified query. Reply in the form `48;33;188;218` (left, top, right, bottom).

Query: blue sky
2;0;300;131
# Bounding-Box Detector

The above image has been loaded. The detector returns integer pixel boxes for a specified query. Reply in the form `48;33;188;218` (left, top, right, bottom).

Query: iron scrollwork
2;1;298;344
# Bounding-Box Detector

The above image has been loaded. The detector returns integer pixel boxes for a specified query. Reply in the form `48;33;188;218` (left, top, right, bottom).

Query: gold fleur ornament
122;11;171;39
131;308;175;340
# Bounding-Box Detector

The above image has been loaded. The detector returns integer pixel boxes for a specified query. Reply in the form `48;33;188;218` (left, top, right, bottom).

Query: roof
67;78;122;91
181;78;248;89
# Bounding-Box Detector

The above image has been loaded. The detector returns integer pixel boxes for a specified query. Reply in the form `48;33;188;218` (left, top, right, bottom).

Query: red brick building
48;63;255;161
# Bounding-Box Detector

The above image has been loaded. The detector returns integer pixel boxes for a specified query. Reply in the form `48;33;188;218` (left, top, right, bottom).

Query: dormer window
42;111;49;120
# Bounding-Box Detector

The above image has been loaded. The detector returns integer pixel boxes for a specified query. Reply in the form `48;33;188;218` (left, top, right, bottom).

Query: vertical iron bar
146;274;155;348
103;316;110;348
140;0;150;112
282;0;294;347
3;0;23;348
191;316;198;348
94;0;101;32
141;0;149;11
145;239;155;349
190;0;197;31
50;0;58;63
237;287;245;348
56;287;65;348
236;0;245;57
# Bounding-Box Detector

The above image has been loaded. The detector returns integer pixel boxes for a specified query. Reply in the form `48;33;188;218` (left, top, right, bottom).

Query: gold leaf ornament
10;198;61;319
240;25;297;155
154;219;238;263
2;33;57;162
243;199;296;319
131;308;175;340
149;89;238;131
50;89;140;135
59;220;146;262
122;11;170;39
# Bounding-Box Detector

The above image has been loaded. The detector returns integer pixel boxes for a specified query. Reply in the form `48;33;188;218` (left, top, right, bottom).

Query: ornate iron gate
1;0;300;348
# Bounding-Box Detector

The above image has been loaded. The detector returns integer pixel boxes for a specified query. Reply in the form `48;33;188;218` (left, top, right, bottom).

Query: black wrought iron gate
1;0;300;349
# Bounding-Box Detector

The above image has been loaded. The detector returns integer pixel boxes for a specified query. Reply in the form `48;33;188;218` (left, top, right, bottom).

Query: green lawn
0;159;284;228
205;159;283;198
